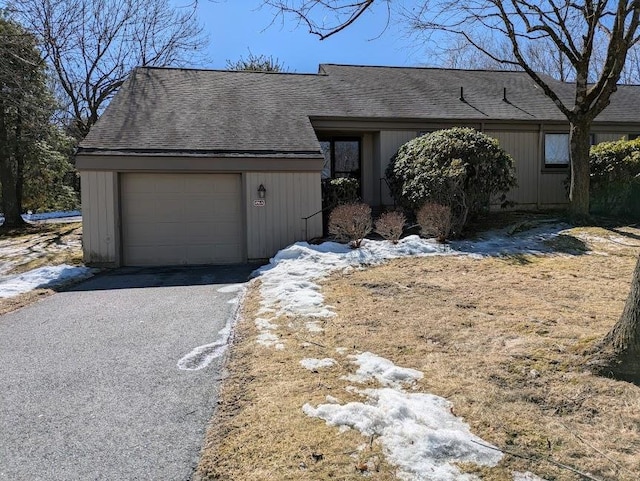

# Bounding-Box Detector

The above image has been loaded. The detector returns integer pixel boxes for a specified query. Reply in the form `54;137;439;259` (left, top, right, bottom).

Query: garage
120;173;243;266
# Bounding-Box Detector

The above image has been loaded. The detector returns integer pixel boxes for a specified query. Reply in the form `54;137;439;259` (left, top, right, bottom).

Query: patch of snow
255;317;278;330
217;284;245;293
0;210;81;224
305;320;324;332
326;395;341;404
177;285;246;371
343;352;423;388
300;358;336;370
23;210;81;221
336;347;349;355
304;387;502;481
450;223;571;256
256;331;284;350
0;264;93;298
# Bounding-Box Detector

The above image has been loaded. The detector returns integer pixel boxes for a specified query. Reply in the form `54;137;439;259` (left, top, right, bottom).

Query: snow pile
300;358;337;370
177;284;246;370
303;353;503;481
0;264;93;298
343;352;423;387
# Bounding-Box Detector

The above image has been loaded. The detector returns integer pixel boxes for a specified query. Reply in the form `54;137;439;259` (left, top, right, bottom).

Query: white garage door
121;173;243;266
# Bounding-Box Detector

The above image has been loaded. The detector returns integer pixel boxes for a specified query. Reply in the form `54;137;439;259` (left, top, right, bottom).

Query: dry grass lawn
0;222;83;315
197;222;640;481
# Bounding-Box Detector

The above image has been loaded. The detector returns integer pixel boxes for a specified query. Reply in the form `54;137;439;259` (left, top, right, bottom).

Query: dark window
629;133;640;140
544;133;570;168
319;138;361;180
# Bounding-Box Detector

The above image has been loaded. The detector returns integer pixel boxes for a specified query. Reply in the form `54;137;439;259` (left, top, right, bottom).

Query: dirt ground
197;221;640;481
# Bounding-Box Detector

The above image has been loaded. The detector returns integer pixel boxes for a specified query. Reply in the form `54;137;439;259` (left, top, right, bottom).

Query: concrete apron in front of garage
0;264;258;481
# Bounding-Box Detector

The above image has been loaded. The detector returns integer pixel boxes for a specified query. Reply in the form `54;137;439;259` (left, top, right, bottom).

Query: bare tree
226;51;289;72
264;0;640;219
9;0;207;138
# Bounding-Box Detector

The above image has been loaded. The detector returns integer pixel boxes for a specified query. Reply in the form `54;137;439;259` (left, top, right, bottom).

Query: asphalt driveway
0;265;257;481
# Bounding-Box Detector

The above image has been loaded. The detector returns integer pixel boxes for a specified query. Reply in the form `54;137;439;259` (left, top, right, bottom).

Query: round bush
590;138;640;217
385;127;517;234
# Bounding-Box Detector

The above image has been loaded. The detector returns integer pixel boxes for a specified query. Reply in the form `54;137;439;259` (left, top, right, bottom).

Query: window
544;133;570;168
629;133;640;140
319;138;361;180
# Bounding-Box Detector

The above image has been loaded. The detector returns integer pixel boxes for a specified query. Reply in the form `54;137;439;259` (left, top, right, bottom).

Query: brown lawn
198;222;640;481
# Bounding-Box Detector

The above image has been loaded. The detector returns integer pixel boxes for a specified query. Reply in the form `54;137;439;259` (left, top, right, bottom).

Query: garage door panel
121;173;243;266
187;244;241;263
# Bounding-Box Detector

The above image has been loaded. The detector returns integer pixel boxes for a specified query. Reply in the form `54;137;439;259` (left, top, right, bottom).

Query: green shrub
385;128;517;235
322;177;360;209
328;203;372;248
589;138;640;218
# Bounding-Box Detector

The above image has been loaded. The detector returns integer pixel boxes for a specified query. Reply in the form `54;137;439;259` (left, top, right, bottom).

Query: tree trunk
0;98;25;229
597;255;640;383
568;120;591;220
14;108;24;217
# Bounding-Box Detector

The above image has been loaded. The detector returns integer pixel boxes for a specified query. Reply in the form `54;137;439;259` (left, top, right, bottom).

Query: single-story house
76;64;640;267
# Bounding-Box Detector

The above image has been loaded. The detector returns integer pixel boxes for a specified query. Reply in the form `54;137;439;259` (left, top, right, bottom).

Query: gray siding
245;172;322;260
595;133;626;143
486;130;540;207
80;171;120;266
361;133;375;205
378;131;419;204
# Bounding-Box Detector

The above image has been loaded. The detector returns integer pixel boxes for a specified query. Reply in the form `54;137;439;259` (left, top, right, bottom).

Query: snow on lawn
0;210;81;224
343;352;423;388
300;358;337;370
303;353;503;481
0;264;93;298
249;226;571;480
253;223;571;324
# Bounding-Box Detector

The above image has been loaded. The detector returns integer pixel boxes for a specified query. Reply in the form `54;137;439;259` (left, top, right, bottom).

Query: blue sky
190;0;424;73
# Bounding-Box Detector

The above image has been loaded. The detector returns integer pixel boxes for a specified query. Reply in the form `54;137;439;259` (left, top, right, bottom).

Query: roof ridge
318;63;534;75
136;65;323;76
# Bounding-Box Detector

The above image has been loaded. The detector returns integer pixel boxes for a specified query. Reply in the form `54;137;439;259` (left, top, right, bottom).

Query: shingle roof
78;64;640;157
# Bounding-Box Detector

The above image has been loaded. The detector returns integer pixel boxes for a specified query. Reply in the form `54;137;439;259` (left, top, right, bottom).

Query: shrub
322;177;360;209
375;211;406;243
328;203;372;248
589;138;640;217
417;203;452;242
386;127;517;236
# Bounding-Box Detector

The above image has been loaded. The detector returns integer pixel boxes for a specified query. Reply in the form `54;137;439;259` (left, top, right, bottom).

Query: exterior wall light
258;184;266;199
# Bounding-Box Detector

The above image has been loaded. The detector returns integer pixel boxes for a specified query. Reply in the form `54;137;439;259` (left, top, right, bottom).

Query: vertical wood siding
245;172;322;260
378;131;419;204
485;130;540;207
361;133;374;205
80;171;119;265
539;173;569;205
595;133;626;143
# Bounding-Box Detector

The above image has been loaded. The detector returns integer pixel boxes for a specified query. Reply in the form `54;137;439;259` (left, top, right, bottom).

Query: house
76;64;640;267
